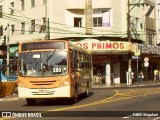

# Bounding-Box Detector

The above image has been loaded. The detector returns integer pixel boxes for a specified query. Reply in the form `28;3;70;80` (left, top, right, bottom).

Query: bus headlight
18;81;27;88
60;80;69;87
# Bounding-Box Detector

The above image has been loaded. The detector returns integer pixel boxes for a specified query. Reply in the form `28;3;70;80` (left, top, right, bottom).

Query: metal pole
45;0;49;40
127;0;132;85
137;55;138;84
146;67;147;83
6;23;10;77
127;0;130;42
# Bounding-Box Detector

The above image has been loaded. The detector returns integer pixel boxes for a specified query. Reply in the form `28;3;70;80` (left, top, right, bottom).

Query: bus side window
70;49;73;68
70;49;76;69
74;50;78;69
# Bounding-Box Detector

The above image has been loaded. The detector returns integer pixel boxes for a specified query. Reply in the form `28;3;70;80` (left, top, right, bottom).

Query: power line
1;10;155;39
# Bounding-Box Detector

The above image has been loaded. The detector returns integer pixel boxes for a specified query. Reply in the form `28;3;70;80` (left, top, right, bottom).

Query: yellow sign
74;41;131;51
134;49;140;56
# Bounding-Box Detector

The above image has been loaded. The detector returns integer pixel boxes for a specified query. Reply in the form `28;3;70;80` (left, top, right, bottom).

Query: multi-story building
0;0;159;86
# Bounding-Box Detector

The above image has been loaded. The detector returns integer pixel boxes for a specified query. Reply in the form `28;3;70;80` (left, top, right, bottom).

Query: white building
0;0;156;44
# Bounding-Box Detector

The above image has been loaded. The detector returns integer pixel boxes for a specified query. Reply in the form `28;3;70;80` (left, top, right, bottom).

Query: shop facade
73;39;160;86
72;39;133;86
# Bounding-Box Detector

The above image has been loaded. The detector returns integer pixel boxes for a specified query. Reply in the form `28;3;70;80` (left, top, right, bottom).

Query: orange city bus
17;40;92;105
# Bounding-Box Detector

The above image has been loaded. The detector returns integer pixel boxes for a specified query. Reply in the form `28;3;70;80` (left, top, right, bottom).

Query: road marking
123;115;132;118
47;90;119;111
48;88;160;111
1;88;160;119
153;117;160;120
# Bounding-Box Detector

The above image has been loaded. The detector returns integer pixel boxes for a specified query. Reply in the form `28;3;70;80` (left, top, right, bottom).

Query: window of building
42;17;46;24
0;5;2;18
21;0;25;10
11;25;15;35
146;31;155;45
43;0;46;4
93;17;102;27
0;25;3;36
31;0;35;8
10;2;14;15
30;20;35;33
39;17;46;33
21;22;25;34
74;18;82;27
10;2;14;7
136;17;139;29
102;11;111;27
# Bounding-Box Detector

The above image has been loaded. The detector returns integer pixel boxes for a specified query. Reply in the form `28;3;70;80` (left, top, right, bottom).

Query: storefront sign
144;62;149;67
138;44;159;54
9;46;18;56
74;41;131;51
92;55;118;63
92;55;110;63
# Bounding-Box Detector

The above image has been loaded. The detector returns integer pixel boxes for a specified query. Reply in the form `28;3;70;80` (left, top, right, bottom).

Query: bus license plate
39;90;47;93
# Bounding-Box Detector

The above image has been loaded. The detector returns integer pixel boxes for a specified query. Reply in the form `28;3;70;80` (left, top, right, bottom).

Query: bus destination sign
22;42;65;51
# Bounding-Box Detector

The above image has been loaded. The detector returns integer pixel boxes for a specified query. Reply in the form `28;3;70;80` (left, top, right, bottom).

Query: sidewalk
92;80;160;88
0;81;160;102
0;87;18;102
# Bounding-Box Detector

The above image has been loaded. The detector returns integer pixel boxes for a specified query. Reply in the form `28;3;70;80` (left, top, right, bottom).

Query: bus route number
52;67;62;74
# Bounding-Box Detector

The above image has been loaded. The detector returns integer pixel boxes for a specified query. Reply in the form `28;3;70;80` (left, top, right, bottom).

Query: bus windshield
18;51;68;77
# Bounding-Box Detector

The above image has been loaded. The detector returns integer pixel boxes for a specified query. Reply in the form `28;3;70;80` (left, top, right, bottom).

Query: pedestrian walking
154;69;158;83
139;71;144;83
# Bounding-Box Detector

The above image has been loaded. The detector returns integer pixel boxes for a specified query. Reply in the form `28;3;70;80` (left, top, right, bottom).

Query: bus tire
71;87;78;104
84;84;89;98
26;98;37;105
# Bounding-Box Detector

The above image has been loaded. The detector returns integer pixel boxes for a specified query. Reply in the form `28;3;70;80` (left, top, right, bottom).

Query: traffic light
0;5;2;18
0;26;3;36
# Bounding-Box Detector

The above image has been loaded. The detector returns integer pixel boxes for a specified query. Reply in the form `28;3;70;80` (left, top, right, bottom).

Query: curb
92;82;160;89
0;95;19;102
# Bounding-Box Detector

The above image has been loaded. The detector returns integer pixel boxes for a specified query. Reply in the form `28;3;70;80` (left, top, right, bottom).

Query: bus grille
30;80;56;85
32;91;55;95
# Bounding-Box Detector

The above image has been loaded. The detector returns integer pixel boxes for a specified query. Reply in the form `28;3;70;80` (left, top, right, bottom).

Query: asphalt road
0;85;160;120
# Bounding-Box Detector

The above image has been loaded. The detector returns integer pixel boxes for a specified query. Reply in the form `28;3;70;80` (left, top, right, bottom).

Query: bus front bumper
18;85;71;99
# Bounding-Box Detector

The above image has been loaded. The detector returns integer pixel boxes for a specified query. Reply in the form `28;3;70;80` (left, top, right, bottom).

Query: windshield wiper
46;49;56;62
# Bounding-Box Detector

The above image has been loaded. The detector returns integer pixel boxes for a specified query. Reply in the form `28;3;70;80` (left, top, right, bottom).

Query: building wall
0;0;158;45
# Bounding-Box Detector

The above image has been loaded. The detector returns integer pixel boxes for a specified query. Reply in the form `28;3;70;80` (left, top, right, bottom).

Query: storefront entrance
92;55;120;86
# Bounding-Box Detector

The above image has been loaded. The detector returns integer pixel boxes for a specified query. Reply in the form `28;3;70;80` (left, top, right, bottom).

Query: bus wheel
84;84;89;98
26;98;37;105
71;88;78;104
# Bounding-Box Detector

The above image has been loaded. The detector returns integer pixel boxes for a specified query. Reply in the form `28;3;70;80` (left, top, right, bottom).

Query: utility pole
6;23;10;77
85;0;92;35
45;0;50;40
127;0;132;85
